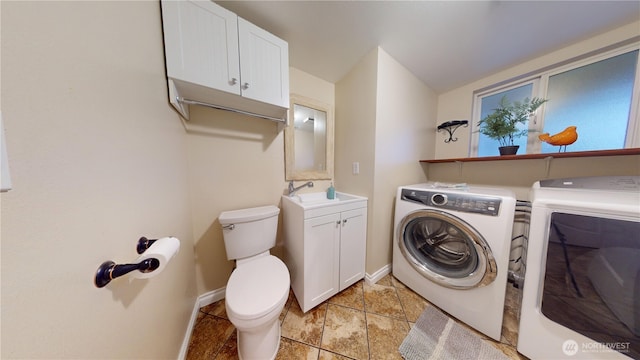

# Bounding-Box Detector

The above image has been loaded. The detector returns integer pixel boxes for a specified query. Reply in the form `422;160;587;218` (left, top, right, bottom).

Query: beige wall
2;2;636;358
435;20;640;159
336;49;378;273
187;67;335;294
335;49;378;198
336;48;437;275
1;2;196;358
429;20;640;199
1;2;338;357
424;155;640;200
370;49;436;273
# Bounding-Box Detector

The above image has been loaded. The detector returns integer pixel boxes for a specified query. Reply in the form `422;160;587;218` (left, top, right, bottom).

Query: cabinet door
303;213;340;311
238;18;289;108
339;208;367;291
161;0;240;94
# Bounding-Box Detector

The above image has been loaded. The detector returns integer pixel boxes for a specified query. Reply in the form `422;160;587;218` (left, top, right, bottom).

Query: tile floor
186;274;527;359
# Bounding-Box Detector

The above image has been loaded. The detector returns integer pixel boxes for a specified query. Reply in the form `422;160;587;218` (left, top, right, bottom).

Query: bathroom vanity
282;192;368;312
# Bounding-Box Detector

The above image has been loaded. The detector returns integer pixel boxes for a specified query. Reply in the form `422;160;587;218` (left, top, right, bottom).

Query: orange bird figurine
539;126;578;152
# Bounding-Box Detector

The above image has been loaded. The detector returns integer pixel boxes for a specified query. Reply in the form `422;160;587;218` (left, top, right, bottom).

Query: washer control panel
401;188;501;216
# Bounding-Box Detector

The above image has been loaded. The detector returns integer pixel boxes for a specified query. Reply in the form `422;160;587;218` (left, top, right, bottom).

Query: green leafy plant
478;96;548;147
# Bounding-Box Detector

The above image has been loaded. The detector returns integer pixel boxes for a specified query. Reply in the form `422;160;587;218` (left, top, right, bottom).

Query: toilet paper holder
136;236;158;254
94;237;162;288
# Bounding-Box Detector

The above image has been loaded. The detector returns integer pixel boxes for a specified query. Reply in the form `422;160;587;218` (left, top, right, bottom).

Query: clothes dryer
518;176;640;359
392;183;516;340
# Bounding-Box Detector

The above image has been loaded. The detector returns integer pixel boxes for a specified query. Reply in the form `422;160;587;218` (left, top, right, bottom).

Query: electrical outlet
352;162;360;175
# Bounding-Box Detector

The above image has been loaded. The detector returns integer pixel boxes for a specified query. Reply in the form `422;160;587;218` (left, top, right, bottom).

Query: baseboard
365;263;392;285
197;286;226;308
177;286;226;360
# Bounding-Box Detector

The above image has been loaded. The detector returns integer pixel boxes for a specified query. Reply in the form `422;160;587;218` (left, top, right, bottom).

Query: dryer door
397;209;497;289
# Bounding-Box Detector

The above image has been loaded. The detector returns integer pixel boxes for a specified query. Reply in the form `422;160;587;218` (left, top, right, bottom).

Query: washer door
397;209;497;289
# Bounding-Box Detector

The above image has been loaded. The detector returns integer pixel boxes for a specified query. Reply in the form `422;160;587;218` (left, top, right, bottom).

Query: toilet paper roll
131;236;180;279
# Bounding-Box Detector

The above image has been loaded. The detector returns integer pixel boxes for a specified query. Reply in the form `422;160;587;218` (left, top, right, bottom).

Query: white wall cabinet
282;194;367;312
161;0;289;121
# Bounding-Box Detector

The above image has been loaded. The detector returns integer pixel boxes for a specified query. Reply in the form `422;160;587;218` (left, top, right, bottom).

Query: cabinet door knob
229;78;237;85
343;219;348;224
242;82;250;90
336;220;341;226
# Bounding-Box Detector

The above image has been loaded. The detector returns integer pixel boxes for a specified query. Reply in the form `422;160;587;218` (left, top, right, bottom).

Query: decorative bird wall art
538;126;578;152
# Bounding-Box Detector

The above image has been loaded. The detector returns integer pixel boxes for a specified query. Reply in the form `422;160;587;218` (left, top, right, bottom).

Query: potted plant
477;96;548;155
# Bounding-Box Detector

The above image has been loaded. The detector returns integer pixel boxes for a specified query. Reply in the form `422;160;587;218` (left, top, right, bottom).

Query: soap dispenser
327;182;335;200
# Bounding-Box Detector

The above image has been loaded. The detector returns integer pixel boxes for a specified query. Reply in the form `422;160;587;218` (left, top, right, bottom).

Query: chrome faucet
288;181;314;196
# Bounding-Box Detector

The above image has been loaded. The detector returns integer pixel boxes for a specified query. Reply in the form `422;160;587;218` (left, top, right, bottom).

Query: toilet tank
219;205;280;260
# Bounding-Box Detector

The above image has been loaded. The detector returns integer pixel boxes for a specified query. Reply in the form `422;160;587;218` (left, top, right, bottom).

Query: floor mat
399;305;509;360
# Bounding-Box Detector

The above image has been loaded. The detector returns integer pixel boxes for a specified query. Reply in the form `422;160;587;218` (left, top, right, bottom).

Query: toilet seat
226;255;290;321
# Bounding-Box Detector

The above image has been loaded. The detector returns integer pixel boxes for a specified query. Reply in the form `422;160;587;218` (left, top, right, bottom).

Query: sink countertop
282;191;368;219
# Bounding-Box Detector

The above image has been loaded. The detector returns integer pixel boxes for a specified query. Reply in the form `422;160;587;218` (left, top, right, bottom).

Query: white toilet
219;205;290;360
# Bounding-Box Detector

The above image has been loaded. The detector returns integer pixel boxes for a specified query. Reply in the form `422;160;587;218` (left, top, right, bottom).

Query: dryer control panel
401;189;501;216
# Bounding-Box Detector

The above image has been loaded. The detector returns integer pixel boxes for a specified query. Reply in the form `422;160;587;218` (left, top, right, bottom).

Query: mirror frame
285;94;334;181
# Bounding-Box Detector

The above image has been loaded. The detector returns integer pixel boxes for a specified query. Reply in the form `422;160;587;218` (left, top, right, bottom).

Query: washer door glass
398;210;497;289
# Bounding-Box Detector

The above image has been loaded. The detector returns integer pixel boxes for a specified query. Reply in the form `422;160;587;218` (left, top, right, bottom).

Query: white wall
1;2;196;358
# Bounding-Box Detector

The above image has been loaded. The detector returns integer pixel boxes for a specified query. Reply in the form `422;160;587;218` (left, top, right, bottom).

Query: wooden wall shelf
421;148;640;164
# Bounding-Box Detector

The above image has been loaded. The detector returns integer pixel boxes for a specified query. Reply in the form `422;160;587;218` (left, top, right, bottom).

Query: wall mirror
285;94;334;180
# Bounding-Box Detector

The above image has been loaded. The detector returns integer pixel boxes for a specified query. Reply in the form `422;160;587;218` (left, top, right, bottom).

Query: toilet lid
226;255;290;320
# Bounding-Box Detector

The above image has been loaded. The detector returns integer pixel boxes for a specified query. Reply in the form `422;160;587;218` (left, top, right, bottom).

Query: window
472;46;639;156
475;82;537;157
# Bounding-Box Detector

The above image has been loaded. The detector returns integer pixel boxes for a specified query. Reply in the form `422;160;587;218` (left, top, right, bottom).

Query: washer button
431;194;447;205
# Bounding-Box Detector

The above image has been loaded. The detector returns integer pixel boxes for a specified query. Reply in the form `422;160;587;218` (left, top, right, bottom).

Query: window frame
470;43;640;157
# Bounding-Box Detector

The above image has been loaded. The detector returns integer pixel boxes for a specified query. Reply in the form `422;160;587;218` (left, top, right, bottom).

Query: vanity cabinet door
303;213;340;311
339;208;367;291
161;0;240;94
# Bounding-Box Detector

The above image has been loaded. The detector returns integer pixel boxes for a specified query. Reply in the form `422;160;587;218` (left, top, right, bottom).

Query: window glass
477;84;533;157
542;50;638;153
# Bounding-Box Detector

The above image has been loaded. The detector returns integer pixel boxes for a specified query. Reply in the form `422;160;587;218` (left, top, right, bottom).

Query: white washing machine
392;183;516;340
518;176;640;359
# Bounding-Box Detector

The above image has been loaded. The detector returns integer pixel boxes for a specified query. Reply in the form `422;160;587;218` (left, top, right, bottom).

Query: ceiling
217;1;640;93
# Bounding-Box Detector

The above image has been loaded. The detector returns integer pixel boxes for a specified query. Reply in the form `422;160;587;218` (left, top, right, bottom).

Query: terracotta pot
499;145;519;156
